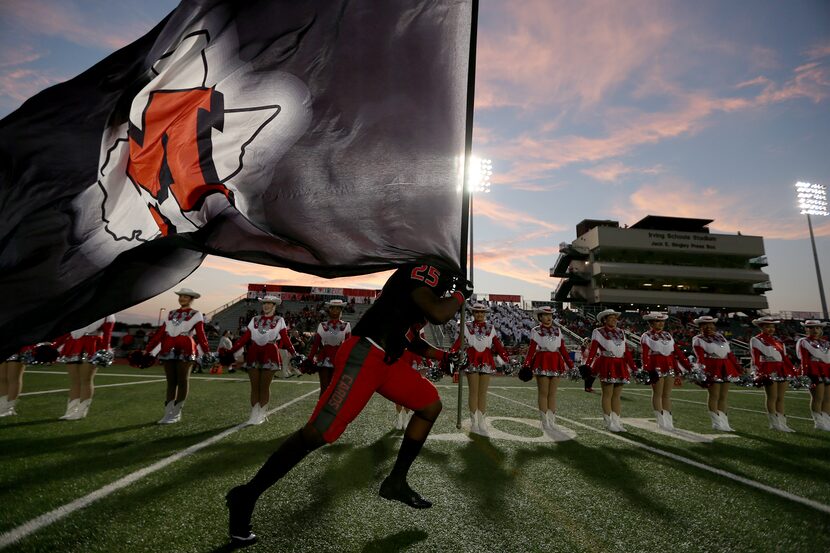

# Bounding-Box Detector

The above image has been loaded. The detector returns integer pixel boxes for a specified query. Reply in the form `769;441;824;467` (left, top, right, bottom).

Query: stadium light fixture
794;181;828;318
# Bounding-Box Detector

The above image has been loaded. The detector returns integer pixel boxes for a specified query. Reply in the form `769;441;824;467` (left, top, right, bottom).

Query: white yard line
0;389;319;550
24;370;318;385
624;389;814;421
20;380;165;396
488;391;830;516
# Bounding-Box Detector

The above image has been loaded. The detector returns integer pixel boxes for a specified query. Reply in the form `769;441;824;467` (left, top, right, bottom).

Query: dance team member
750;316;797;432
523;306;573;437
143;288;211;424
692;316;741;432
224;295;300;426
640;312;690;431
585;309;636;432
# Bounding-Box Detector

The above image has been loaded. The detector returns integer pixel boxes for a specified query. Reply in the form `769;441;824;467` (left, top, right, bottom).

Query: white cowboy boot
545;410;557;429
821;412;830;431
157;401;175;424
654;410;666;430
810;411;826;430
663;411;675;431
0;398;17;417
256;403;269;425
776;413;795;433
767;412;782;431
717;411;733;432
160;401;183;424
603;413;615;431
59;399;80;420
469;411;479;434
611;412;626;432
710;411;724;431
540;411;550;432
66;399;92;420
245;404;260;426
474;410;490;437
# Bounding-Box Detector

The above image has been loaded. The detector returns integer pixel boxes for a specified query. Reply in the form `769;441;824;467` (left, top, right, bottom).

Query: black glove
450;274;475;300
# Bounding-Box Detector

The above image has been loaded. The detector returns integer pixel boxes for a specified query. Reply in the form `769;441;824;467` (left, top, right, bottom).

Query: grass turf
1;364;829;552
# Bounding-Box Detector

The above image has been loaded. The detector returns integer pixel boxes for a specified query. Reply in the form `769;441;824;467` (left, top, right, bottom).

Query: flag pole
457;0;479;429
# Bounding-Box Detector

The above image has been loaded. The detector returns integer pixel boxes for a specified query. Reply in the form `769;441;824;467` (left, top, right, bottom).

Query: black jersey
353;263;452;363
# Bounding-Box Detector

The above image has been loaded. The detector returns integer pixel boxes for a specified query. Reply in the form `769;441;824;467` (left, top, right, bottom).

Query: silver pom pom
89;349;114;367
736;373;756;388
789;375;812;390
632;368;652;385
685;363;709;385
425;364;444;382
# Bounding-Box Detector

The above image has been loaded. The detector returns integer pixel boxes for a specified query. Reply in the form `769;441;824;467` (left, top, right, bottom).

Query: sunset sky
1;0;828;323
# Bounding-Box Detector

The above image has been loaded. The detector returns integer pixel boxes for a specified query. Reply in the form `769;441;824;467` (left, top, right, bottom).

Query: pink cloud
1;0;154;50
474;196;566;233
476;0;674;110
0;68;62;102
615;180;830;240
0;45;44;68
580;162;664;183
200;257;394;289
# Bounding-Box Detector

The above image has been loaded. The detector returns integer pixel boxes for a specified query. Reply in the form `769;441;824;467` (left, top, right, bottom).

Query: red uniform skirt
753;361;796;383
648;355;677;377
5;345;33;363
593;357;631;384
804;360;830;384
243;342;282;370
315;344;341;368
702;358;741;383
60;336;104;363
158;335;197;361
531;351;569;377
465;347;498;374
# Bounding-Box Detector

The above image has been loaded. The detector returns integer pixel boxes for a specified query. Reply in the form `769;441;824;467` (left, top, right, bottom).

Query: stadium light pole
795;181;828;319
456;156;492;428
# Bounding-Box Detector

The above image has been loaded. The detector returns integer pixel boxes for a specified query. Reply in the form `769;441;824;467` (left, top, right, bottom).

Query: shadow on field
360;528;429;552
3;425;239;491
451;435;512;519
514;441;674;518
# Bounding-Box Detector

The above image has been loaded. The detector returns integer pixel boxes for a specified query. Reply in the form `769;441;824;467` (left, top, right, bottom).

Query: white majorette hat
643;312;668;321
692;315;718;325
752;316;781;327
471;302;490;312
326;299;347;307
596;309;620;322
803;320;828;327
174;287;201;299
534;306;554;318
258;294;281;304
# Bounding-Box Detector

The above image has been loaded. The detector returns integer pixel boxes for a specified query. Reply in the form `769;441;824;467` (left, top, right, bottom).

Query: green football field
1;364;829;553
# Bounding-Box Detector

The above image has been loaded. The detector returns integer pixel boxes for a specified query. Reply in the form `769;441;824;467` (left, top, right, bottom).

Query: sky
1;0;828;323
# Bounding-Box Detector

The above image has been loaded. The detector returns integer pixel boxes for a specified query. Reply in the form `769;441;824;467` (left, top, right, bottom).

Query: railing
204;294;247;320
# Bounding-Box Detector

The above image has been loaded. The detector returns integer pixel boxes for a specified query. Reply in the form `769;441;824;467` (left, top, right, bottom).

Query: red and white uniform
692;333;741;383
146;309;209;361
640;330;691;377
451;320;510;374
229;315;296;370
797;336;830;384
585;327;636;383
5;345;34;363
523;324;572;377
308;319;352;368
55;316;116;363
750;333;796;382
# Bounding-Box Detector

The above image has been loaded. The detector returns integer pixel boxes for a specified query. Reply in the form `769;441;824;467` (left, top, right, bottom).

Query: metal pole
157;308;165;326
456;0;479;429
807;214;829;319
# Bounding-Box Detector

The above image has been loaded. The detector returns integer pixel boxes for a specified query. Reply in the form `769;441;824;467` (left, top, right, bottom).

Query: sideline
20;379;165;396
0;389;319;550
25;370;319;385
488;391;830;516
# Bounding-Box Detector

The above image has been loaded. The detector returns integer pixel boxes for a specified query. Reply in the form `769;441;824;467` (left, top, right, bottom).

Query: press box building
551;215;771;309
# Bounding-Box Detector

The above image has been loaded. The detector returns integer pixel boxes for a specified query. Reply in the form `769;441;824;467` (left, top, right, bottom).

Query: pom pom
299;358;319;374
33;343;58;364
425;364;444;382
789;374;812;390
632;368;653;386
218;350;235;366
518;366;533;382
578;364;593;380
89;349;114;367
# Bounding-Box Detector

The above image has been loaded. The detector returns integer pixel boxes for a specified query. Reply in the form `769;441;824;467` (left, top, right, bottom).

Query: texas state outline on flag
74;13;312;266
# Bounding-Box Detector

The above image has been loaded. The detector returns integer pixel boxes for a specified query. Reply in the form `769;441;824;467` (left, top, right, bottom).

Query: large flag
0;0;474;356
